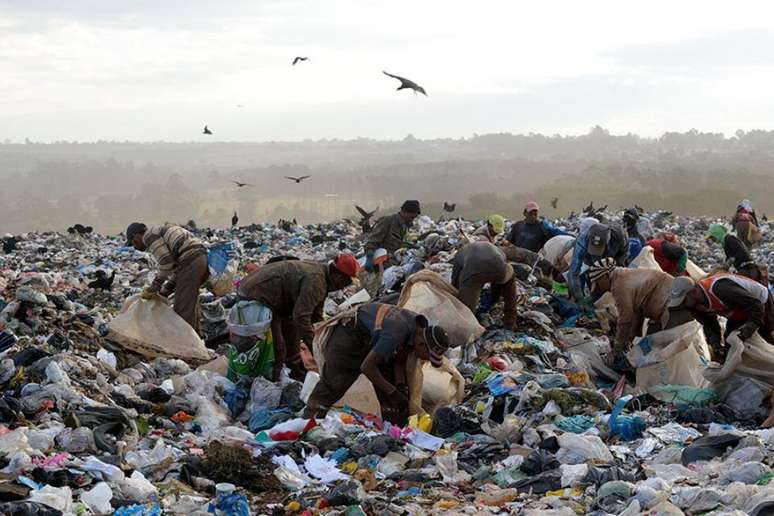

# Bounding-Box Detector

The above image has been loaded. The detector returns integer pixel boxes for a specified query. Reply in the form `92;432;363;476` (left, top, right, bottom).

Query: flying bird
284;175;310;183
232;180;253;188
550;197;559;209
443;202;456;213
292;56;309;66
382;71;427;96
203;125;212;135
231;211;239;227
355;205;378;233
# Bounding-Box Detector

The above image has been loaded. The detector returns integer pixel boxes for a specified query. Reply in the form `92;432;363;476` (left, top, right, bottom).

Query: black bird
550;197;559;209
284;175;310;184
355;205;378;232
292;56;309;66
583;201;595;215
88;270;116;291
383;71;427;96
203;125;212;135
232;180;253;188
443;202;456;212
231;211;239;227
635;204;645;214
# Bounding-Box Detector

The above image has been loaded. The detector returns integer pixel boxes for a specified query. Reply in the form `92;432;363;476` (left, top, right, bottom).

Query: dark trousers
271;316;305;381
458;273;517;327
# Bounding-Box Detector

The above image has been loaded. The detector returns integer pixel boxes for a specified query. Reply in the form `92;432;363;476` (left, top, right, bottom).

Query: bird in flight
203;125;212;135
443;202;456;212
355;205;378;232
232;180;253;188
285;175;310;183
550;197;559;209
292;56;309;66
383;71;427;96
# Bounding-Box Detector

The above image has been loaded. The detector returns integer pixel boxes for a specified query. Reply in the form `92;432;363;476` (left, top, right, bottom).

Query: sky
2;0;774;142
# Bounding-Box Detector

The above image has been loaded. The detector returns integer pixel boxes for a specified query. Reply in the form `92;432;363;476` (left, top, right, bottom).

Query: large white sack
397;270;484;347
107;295;211;363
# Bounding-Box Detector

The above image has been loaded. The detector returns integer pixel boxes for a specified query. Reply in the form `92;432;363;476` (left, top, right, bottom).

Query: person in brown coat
588;258;674;351
451;241;517;328
237;255;359;380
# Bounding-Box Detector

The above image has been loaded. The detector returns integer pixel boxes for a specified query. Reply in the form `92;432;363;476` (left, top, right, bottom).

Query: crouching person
303;303;449;425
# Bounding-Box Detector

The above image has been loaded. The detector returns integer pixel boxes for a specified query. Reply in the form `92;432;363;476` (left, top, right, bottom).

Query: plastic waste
435;451;471;483
609;395;647;441
81;482;113;515
556;433;613;464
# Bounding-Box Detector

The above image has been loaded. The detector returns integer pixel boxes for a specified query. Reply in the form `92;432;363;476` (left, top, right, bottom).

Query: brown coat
365;213;410;254
610;267;673;344
237;260;333;346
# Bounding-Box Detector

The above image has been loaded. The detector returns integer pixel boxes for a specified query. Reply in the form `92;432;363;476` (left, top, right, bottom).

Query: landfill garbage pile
1;211;774;515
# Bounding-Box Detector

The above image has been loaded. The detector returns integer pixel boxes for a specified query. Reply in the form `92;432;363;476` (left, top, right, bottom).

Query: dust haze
2;127;774;234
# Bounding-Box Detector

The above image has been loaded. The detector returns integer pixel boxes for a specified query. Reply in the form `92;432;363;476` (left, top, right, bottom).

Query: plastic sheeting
107;296;211;362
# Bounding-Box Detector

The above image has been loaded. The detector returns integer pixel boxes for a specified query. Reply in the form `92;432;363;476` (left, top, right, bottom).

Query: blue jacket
507;219;571;253
568;223;629;299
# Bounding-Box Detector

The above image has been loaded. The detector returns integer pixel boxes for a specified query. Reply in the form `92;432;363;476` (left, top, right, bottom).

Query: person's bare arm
361;351;396;395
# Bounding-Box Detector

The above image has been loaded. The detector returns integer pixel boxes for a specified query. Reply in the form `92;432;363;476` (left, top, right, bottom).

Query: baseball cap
668;276;696;308
488;214;505;234
525;201;540;212
587;224;610;256
125;222;147;247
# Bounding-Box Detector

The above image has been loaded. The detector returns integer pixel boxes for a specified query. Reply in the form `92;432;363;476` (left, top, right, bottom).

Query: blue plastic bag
208;492;250;516
208;243;237;275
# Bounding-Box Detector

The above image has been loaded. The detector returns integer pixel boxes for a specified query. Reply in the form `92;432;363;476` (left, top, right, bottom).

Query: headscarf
707;224;729;244
588;257;617;283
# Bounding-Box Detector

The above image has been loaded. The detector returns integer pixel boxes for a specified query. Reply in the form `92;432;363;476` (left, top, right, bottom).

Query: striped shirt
143;225;206;289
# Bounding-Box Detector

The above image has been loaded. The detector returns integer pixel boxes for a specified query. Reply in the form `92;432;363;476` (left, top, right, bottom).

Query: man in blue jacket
507;201;570;253
568;222;629;302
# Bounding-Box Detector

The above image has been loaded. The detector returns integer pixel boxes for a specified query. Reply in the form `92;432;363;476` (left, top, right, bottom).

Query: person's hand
140;287;157;300
159;281;175;298
738;324;756;341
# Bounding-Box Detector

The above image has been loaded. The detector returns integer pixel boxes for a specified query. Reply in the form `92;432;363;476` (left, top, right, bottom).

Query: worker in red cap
507;201;570;253
237;254;359;380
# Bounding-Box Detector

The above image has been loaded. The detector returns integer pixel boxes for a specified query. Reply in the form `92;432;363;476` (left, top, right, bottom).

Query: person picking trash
237;254;359;380
472;214;506;243
303;303;450;424
451;241;517;329
125;222;209;331
568;221;629;302
668;273;774;360
364;200;421;271
588;258;673;350
506;201;570;253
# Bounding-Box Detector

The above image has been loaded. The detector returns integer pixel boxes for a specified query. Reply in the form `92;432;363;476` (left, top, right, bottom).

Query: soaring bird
284;175;310;184
355;205;378;232
232;180;253;188
443;202;456;212
231;211;239;227
292;56;309;66
203;125;212;135
382;71;427;96
550;197;559;209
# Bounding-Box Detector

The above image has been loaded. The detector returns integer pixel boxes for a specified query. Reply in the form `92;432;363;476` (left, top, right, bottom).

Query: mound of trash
1;211;774;514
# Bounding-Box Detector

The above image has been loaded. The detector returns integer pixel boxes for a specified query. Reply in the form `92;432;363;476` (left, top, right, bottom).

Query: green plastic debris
473;363;493;384
649;384;717;408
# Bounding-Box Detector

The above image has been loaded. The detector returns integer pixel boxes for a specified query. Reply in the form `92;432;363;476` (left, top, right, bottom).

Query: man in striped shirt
126;222;209;331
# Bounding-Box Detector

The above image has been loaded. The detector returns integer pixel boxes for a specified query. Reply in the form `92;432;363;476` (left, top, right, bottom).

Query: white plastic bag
107;296;211;362
209;259;237;297
81;482;113;515
227;300;273;337
556;433;614;464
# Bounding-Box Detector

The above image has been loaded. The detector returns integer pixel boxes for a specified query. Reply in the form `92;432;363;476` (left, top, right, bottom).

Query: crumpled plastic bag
556;433;613;464
107;296;211;363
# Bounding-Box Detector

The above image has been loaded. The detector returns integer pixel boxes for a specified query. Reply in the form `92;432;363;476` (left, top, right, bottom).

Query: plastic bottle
609;395;647;441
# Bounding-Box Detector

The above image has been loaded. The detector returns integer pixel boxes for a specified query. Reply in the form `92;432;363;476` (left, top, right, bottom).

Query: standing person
472;214;505;243
506;201;569;253
568;222;629;301
125;223;209;331
303;303;450;424
364;200;421;271
669;273;774;359
732;199;761;247
237;255;359;380
451;241;517;328
647;237;688;276
588;258;673;350
706;224;760;280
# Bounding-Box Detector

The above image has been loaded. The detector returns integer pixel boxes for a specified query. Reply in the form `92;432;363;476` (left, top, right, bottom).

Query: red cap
333;254;360;278
525;201;540;212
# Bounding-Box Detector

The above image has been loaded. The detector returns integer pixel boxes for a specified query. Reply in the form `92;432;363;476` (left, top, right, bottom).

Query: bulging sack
226;301;274;382
107;296;211;363
398;270;484;347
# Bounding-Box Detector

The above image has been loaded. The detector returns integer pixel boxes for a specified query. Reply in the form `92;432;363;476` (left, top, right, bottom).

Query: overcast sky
2;0;774;142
